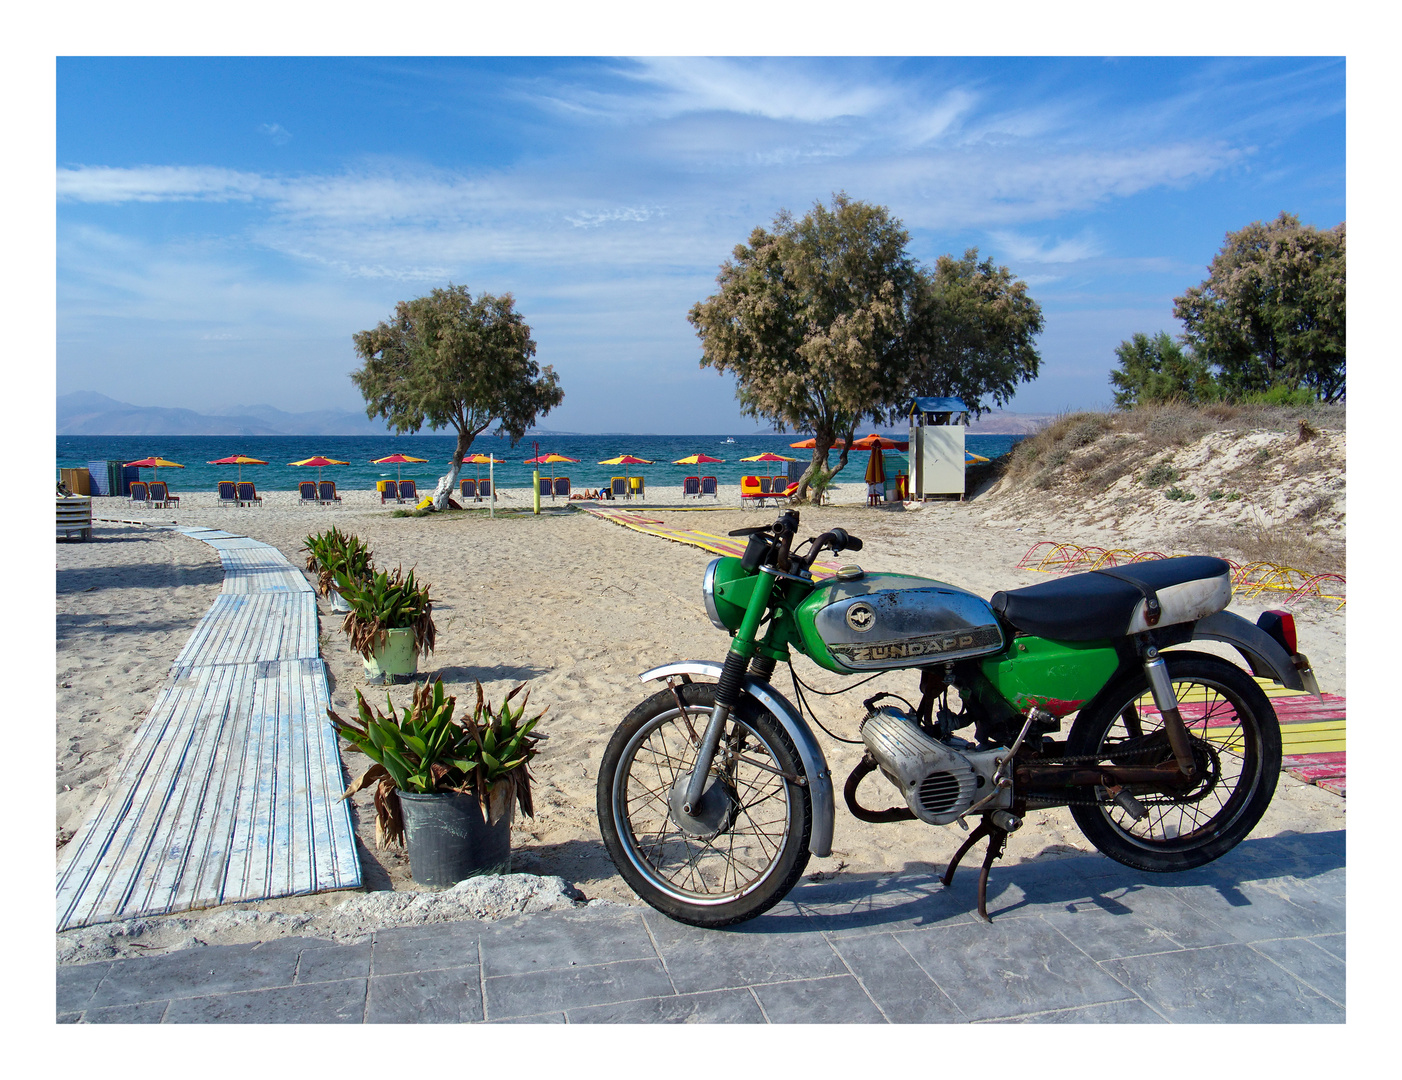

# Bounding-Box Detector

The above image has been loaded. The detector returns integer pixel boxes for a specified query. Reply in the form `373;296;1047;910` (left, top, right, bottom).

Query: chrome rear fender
639;661;835;858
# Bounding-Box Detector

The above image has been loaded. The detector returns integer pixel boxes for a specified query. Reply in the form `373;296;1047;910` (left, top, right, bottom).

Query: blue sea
56;433;1024;494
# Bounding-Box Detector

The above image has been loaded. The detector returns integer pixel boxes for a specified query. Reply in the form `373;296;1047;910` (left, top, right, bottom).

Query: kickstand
941;817;1010;922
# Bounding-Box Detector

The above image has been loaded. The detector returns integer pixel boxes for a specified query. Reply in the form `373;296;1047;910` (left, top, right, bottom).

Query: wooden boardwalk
56;526;361;931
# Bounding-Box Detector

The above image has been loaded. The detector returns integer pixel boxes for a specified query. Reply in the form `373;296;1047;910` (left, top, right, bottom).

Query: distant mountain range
56;392;1054;437
57;392;400;436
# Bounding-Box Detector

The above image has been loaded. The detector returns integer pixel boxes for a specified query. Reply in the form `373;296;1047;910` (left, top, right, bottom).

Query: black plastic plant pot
398;790;512;888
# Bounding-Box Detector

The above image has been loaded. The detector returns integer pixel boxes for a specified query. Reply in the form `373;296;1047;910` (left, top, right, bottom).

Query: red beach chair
683;476;701;498
701;476;718;498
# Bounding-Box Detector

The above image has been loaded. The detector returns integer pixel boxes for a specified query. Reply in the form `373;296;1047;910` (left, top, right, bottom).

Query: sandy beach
56;465;1347;955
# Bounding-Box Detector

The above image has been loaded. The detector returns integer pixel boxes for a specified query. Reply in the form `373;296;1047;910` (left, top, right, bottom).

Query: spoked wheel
596;681;812;927
1066;651;1282;873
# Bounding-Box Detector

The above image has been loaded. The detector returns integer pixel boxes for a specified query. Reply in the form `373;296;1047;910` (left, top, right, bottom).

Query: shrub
1165;486;1195;501
1142;462;1179;487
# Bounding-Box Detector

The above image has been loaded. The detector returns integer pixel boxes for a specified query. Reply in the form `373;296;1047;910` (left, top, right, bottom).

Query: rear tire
597;682;812;928
1066;652;1281;873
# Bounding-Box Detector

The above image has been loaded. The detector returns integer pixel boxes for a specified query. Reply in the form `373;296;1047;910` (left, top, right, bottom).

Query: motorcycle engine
859;706;1010;826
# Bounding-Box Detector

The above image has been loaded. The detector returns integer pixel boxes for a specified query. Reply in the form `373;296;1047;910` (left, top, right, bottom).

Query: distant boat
724;437;735;444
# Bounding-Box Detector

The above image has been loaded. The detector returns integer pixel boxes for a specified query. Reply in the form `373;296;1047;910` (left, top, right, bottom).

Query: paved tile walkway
57;829;1343;1023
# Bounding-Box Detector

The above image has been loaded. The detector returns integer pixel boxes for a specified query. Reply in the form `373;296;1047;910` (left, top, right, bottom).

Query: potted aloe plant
329;678;543;886
334;564;435;683
303;527;374;613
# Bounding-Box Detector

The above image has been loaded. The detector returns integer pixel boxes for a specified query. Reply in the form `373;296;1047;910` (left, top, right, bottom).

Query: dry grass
1182;519;1345;576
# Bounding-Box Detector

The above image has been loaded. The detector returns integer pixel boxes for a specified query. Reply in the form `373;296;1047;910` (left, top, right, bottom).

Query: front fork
680;571;778;813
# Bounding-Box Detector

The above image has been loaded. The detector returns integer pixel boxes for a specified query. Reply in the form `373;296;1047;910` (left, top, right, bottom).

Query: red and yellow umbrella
123;456;185;484
598;454;655;496
672;453;726;465
462;452;509;486
288;455;349;486
371;452;428;484
739;452;798;463
207;454;268;483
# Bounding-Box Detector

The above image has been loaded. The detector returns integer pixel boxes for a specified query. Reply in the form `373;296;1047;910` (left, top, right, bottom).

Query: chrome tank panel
813;574;1004;671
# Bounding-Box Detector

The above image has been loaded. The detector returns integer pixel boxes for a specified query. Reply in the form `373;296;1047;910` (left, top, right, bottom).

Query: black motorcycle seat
990;556;1233;641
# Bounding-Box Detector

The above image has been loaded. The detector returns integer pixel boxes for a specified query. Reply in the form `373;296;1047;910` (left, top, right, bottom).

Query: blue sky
55;55;1345;433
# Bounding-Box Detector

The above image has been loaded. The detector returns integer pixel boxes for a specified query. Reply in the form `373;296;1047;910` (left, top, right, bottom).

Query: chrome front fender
1192;610;1321;696
640;661;835;858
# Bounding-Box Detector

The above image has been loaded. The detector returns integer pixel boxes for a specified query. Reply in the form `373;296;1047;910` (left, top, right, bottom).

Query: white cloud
259;122;293;146
57;165;270;203
989;230;1103;264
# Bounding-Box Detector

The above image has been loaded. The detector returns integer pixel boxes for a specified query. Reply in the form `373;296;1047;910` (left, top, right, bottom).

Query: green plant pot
399;791;512;887
364;627;418;684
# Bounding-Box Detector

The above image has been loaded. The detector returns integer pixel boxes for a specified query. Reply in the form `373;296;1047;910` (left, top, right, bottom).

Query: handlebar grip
829;528;863;553
846;536;863;552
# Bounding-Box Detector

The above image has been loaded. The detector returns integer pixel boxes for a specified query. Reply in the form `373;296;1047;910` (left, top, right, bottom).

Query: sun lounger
217;480;240;508
237;481;263;508
478;479;491;500
460;478;477;500
772;475;788;493
538;477;553;497
398;480;418;504
740;475;766;506
148;481;179;509
553;477;571;498
299;481;319;505
318;480;342;507
701;476;718;498
610;476;628;499
129;481;150;508
380;481;399;504
683;476;701;498
777;480;800;501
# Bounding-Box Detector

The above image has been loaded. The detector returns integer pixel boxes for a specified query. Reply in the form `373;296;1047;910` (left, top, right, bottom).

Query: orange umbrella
865;443;887;486
850;433;909;451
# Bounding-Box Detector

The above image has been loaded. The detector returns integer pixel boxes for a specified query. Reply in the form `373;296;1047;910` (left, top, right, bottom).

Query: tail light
1257;610;1297;654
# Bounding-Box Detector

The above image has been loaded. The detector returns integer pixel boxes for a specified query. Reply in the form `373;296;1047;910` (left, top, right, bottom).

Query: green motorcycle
596;509;1321;926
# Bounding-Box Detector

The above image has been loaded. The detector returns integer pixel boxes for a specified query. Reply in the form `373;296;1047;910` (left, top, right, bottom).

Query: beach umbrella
672;453;726;465
788;437;846;449
739;452;798;463
371;452;428;485
966;450;990;464
288;455;349;487
850;433;909;451
524;452;580;498
462;452;509;489
123;456;184;485
598;454;655;497
207;454;268;484
865;443;887;486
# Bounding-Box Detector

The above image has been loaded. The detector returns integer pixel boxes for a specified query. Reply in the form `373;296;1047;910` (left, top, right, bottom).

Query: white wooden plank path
56;527;361;931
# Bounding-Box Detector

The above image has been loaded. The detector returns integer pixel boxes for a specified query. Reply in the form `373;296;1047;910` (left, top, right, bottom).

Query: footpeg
1111;787;1147;820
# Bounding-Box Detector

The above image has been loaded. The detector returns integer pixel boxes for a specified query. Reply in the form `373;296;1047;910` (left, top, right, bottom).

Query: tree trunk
796;431;834;503
430;427;474;511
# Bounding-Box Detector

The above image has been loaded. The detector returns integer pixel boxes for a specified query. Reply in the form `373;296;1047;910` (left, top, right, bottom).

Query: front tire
1066;652;1282;873
596;681;812;927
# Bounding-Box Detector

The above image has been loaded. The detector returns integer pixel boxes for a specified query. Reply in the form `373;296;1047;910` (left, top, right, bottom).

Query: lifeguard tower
908;396;969;500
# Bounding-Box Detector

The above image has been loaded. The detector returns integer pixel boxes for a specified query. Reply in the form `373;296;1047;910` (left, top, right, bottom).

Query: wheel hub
669;773;740;839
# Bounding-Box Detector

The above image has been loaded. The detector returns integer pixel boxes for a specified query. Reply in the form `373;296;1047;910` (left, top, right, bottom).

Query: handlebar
728;511;862;574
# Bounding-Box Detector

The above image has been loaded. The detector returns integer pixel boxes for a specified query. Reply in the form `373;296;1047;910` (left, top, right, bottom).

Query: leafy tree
1109;331;1219;407
902;249;1043;412
688;194;921;498
689;194;1042;499
1173;213;1345;402
352;285;564;509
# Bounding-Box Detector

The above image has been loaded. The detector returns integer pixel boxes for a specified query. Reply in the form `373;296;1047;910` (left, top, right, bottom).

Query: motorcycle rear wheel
596;682;812;928
1066;652;1282;873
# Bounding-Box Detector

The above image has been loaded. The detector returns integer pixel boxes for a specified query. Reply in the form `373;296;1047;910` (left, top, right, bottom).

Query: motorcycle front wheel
1066;651;1282;873
596;681;812;928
